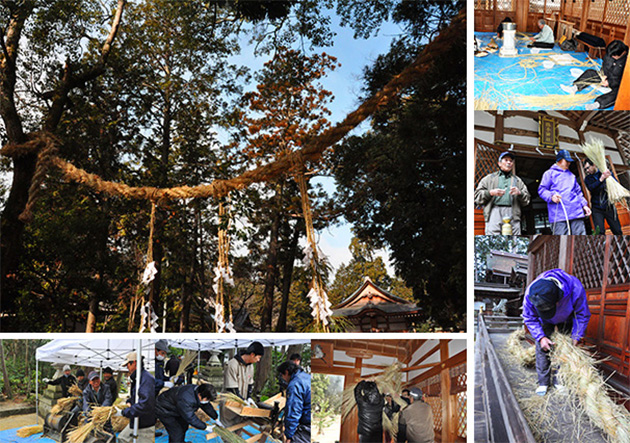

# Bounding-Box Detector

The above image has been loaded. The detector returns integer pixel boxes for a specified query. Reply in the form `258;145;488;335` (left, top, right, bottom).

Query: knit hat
88;371;99;381
529;278;561;319
76;369;85;377
63;365;71;372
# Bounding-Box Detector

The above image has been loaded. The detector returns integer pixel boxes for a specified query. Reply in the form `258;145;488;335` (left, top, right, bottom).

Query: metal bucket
502;22;516;31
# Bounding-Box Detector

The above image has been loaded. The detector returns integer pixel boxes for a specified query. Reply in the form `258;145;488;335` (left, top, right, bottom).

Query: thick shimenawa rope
1;10;465;218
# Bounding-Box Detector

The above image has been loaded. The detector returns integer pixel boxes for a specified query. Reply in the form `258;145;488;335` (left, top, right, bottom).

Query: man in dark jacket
165;355;180;379
398;387;434;443
583;159;622;235
155;339;173;395
277;361;311;443
102;367;118;401
354;380;383;443
117;352;156;443
82;371;113;414
44;365;76;398
76;369;88;392
561;40;628;109
156;383;218;443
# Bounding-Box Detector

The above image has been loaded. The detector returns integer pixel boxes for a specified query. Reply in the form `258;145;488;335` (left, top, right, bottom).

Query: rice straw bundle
212;426;248;443
551;333;630;442
65;422;95;443
89;405;116;427
218;392;247;405
175;350;197;378
16;425;43;437
581;137;630;208
110;415;129;432
515;91;598;109
507;328;536;367
382;410;400;440
68;385;83;397
51;396;80;415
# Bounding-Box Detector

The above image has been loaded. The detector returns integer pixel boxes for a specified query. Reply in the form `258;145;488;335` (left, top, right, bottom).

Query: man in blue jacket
277;361;311;443
538;150;591;235
117;352;156;443
155;339;173;395
583;159;622;235
522;269;591;396
156;383;218;443
82;371;113;414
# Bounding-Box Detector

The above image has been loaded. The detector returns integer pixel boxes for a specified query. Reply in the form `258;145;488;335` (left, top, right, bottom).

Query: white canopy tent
36;338;156;443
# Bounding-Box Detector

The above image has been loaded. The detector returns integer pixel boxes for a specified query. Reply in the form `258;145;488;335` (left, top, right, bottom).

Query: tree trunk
252;348;272;398
260;189;282;332
0;340;13;399
276;219;303;332
25;341;31;395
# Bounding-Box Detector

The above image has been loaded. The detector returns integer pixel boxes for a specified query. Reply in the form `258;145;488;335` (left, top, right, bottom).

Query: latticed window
607;236;630;286
529;0;545;13
450;363;467;439
573;237;606;289
497;0;515;11
545;0;560;13
475;140;501;188
475;0;494;11
425;396;443;432
532;236;560;277
604;0;630;25
589;0;606;21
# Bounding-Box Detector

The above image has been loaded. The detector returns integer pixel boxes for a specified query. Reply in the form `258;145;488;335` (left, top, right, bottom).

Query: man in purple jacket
538;150;592;234
522;269;591;396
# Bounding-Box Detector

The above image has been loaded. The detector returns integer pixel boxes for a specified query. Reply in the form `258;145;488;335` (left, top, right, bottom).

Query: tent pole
197;344;201;382
133;338;141;443
35;357;39;425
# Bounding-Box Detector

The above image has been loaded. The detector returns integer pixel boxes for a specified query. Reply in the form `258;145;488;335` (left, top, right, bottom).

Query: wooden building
528;235;630;395
331;277;422;332
476;249;528;316
312;339;467;443
474;0;630;108
475;110;630;234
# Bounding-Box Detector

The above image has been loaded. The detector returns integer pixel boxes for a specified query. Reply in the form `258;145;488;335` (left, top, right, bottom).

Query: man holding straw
82;371;113;414
583;158;622;235
475;151;530;235
116;352;156;443
538;150;591;235
219;342;265;434
522;269;591;396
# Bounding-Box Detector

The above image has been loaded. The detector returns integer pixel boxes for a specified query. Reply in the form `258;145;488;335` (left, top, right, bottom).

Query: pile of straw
51;396;80;415
551;333;630;442
66;422;95;443
89;406;116;426
218;392;247;406
581;138;630;208
111;415;129;432
507;328;536;367
515;91;598;109
212;426;248;443
68;385;83;397
175;350;197;378
16;425;43;437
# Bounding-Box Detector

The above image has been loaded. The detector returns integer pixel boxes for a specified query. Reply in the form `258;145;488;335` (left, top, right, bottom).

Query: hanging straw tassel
581;138;630;209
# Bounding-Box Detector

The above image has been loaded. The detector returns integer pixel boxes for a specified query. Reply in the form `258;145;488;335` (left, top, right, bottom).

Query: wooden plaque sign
539;115;559;150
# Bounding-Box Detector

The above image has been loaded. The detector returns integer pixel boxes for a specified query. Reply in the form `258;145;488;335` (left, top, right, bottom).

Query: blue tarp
0;428;56;443
474;32;606;110
155;412;261;443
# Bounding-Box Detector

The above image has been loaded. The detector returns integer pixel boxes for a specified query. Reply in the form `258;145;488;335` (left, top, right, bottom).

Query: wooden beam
440;341;452;443
409;342;442;368
495;111;505;142
407;350;467;386
311;365;361;377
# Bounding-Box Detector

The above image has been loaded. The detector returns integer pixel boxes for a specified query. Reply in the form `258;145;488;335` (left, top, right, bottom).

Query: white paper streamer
141;261;157;285
307;287;334;326
139;301;159;333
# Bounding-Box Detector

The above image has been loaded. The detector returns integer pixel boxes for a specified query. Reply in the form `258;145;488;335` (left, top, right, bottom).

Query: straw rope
214;199;234;332
0;10;464;218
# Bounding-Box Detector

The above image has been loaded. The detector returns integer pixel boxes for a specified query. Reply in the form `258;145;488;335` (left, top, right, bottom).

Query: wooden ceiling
312;339;429;365
557;111;630;134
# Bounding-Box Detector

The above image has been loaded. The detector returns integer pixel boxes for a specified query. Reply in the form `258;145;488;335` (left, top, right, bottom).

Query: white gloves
215;419;224;427
207;425;214;433
113;408;123;417
164;381;174;388
42;378;50;384
246;398;257;408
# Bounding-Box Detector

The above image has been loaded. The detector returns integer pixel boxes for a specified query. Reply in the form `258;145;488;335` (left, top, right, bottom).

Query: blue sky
226;11;403;275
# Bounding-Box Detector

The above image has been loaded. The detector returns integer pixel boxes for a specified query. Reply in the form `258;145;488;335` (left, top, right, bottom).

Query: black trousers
535;319;573;386
359;430;383;443
160;415;190;443
529;41;554;48
592;206;622;235
573;69;618;109
291;424;311;443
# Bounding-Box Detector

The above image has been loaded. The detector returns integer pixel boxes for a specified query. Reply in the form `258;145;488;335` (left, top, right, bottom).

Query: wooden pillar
625;7;630;47
340;371;359;443
559;0;567;22
614;62;630;110
516;0;529;32
494;111;505;143
440;341;452;443
580;0;590;33
558;235;572;272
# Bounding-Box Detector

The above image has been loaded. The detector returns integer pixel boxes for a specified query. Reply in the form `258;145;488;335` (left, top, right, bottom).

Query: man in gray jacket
475;151;531;234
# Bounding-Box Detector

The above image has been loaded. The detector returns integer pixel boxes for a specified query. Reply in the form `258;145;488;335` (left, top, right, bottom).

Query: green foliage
312;373;338;434
0;340;51;401
331;3;465;331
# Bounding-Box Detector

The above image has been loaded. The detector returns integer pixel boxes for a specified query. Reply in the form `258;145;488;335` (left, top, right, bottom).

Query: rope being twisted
0;10;465;215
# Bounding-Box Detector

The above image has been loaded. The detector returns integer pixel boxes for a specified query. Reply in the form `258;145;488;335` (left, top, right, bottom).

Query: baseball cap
499;151;515;161
88;371;99;381
528;278;561;319
122;352;137;367
556;149;575;162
